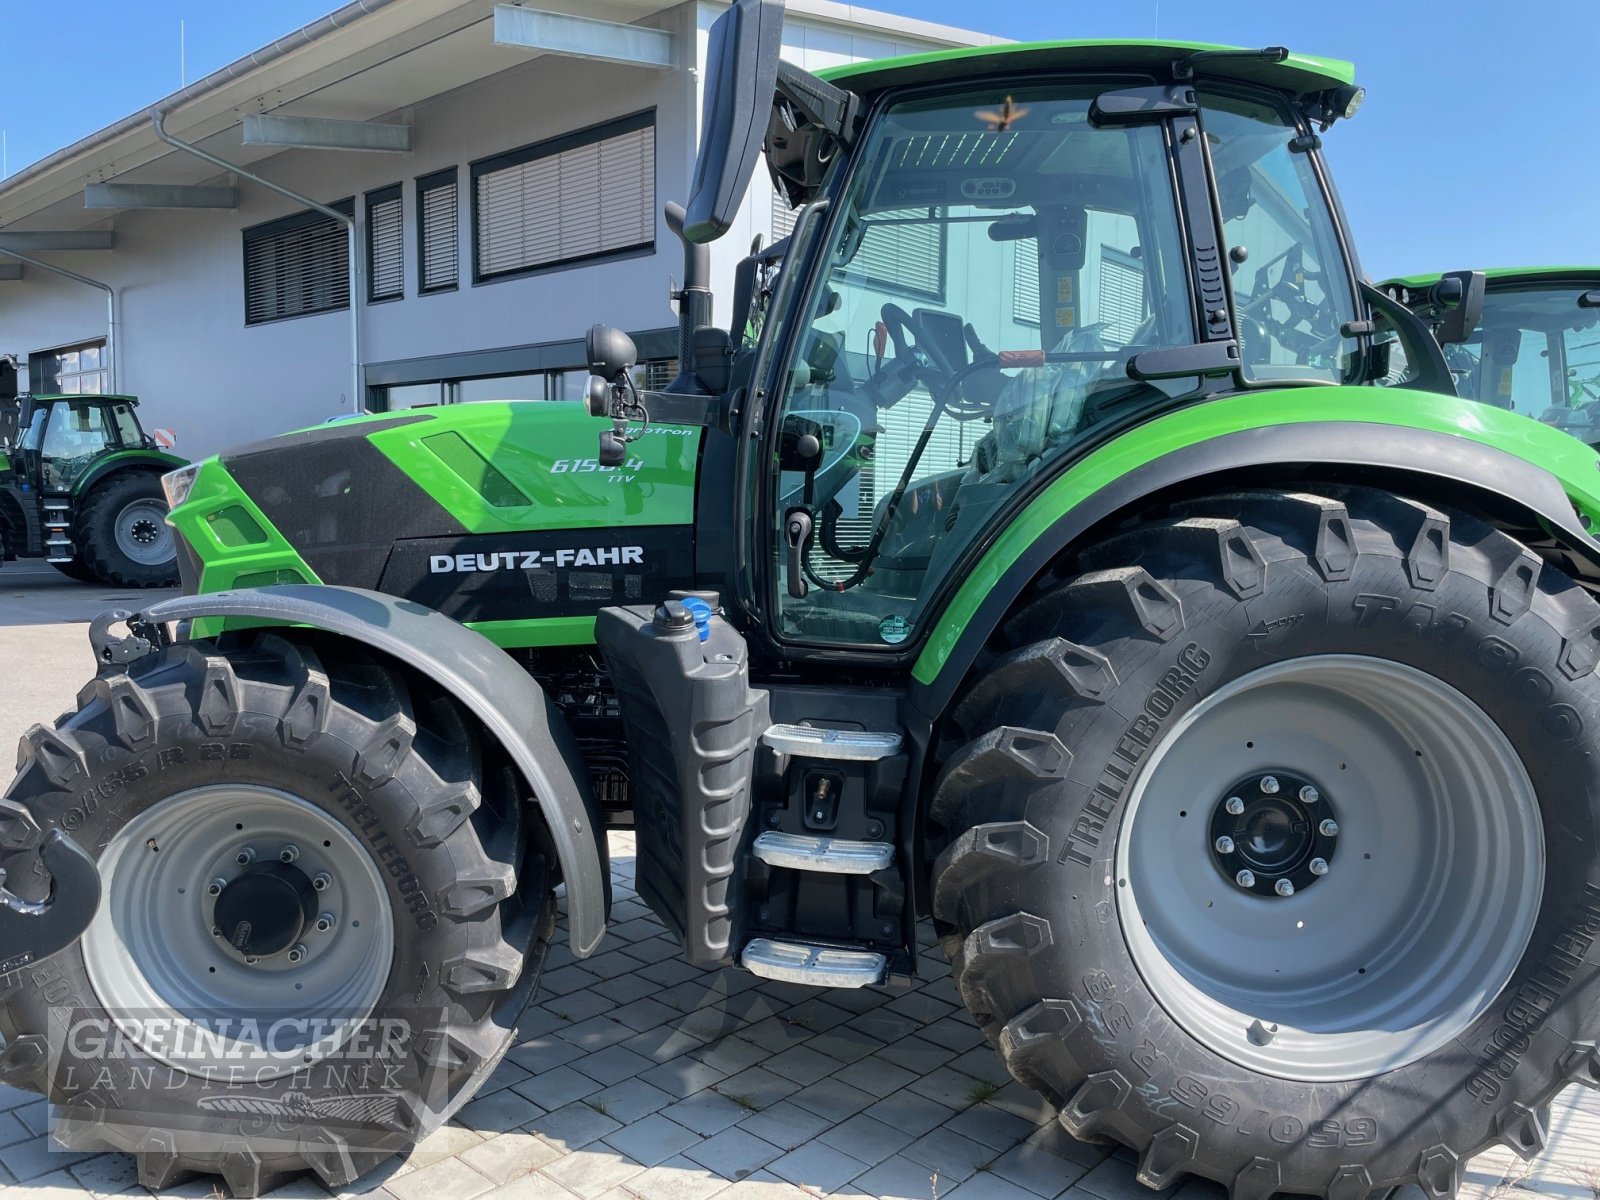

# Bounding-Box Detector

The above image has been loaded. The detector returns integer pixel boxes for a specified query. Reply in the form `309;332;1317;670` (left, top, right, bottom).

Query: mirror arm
774;61;860;150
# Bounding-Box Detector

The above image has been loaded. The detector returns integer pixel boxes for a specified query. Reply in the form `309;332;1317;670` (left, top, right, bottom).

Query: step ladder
41;500;73;564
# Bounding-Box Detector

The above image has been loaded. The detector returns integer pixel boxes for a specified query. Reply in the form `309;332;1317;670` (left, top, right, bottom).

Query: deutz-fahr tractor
0;364;185;586
1385;267;1600;443
3;5;1598;1196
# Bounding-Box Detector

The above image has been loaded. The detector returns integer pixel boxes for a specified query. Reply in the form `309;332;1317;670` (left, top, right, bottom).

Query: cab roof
1385;267;1600;290
817;40;1356;100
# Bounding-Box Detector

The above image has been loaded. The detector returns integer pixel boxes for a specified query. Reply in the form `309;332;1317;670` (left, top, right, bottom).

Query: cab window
768;86;1197;647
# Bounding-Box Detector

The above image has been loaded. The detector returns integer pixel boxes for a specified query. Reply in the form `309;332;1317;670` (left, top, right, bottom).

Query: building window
1013;237;1040;326
417;168;459;293
842;206;946;303
30;340;107;394
243;199;353;325
472;110;655;283
366;184;403;303
772;185;798;242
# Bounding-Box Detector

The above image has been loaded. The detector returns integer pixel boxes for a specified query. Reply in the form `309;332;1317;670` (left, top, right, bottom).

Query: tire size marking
1164;1075;1378;1147
1467;882;1600;1102
1061;643;1211;867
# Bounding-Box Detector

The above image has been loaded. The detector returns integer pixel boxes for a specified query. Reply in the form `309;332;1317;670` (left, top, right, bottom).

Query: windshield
1441;285;1600;442
1199;89;1359;383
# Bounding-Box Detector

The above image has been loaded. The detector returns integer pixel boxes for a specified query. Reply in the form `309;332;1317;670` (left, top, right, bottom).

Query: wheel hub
213;860;317;958
1209;771;1337;897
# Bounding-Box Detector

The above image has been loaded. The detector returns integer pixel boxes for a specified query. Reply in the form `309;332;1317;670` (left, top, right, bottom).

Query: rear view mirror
1432;270;1486;345
1580;291;1600;310
682;0;784;243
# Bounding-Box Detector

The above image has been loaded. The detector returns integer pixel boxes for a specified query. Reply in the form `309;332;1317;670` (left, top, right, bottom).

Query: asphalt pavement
0;561;179;749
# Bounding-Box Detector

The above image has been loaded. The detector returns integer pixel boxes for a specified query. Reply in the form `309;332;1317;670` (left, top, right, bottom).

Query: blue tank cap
679;596;713;643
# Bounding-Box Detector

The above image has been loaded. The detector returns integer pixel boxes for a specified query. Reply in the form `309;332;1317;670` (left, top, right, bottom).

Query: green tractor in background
1385;267;1600;441
3;5;1599;1197
0;360;185;586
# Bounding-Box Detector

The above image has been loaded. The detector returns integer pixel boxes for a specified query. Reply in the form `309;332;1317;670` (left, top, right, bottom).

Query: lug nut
235;847;256;866
1225;796;1245;816
1275;879;1295;897
1299;785;1320;804
1310;857;1330;876
279;845;300;864
286;944;307;964
1260;776;1280;794
1236;869;1256;888
206;878;227;897
1214;836;1236;855
1320;819;1339;837
315;913;335;933
312;872;332;892
245;955;259;965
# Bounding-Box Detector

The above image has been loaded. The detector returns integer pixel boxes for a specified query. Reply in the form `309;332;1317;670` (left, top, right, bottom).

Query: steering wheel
878;302;965;385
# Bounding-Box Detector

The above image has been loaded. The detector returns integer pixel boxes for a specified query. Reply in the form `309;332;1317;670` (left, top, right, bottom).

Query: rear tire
931;486;1600;1199
0;632;553;1195
76;471;178;587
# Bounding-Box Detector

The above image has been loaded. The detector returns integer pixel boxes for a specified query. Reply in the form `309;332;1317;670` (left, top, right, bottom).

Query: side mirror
586;324;637;383
1431;270;1486;345
682;0;784;243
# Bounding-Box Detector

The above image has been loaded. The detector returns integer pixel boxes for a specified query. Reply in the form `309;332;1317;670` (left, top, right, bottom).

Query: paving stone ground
0;830;1596;1200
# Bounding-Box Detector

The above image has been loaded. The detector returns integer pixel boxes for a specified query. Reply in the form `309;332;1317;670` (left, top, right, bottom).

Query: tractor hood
165;403;703;647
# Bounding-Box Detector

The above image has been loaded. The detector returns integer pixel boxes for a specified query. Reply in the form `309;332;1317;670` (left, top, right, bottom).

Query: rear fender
911;421;1600;719
71;450;186;500
108;584;611;954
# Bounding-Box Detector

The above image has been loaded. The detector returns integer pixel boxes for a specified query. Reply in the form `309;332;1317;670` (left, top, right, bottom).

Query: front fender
911;390;1600;719
123;584;611;955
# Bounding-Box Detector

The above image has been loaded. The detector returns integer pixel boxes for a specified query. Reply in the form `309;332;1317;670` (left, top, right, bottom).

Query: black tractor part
0;632;551;1195
931;486;1600;1198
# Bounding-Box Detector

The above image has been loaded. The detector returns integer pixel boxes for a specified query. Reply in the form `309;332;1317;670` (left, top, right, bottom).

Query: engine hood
167;402;703;646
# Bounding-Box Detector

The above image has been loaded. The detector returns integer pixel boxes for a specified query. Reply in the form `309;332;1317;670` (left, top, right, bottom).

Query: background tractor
1384;267;1600;443
3;5;1599;1198
0;364;185;586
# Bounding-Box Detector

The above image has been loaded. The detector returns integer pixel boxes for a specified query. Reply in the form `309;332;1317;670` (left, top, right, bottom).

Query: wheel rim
82;785;395;1079
1116;653;1543;1081
113;498;174;566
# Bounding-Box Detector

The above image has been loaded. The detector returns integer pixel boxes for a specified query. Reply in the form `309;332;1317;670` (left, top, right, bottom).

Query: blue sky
1;0;1595;280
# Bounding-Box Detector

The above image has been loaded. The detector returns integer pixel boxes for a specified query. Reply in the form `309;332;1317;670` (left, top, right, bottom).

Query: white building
0;0;996;458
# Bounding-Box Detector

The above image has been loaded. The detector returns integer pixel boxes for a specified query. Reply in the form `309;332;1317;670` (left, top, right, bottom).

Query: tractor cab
1386;267;1600;443
587;22;1442;660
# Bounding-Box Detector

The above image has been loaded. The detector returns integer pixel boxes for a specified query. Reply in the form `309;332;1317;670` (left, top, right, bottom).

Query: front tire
931;487;1600;1199
0;632;552;1195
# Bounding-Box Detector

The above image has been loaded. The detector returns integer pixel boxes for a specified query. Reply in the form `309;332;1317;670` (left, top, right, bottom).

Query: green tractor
0;365;186;586
3;6;1597;1196
1384;267;1600;441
